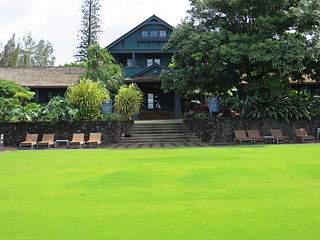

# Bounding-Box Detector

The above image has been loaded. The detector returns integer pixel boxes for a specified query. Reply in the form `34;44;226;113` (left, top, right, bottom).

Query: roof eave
106;15;173;50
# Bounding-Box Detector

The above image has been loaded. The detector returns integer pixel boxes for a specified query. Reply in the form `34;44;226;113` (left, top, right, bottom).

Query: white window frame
159;31;166;38
150;31;158;37
154;59;160;65
147;59;153;67
141;31;149;37
127;59;133;67
147;93;154;109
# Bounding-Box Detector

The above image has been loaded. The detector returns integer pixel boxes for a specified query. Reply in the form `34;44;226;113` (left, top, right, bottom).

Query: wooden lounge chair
270;130;288;144
247;130;265;144
86;133;102;147
294;128;315;143
37;134;55;148
233;130;252;144
20;134;38;149
69;133;85;147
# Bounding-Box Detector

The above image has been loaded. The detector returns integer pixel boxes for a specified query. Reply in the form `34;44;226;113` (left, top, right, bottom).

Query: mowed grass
0;145;320;240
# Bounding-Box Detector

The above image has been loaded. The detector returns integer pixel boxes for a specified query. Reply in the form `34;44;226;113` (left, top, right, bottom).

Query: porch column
174;91;182;119
132;53;136;67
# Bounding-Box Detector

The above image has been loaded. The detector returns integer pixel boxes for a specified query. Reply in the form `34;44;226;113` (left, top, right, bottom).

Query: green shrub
0;98;44;122
114;84;143;120
222;91;320;122
0;78;34;100
42;97;78;123
65;78;110;120
0;97;21;122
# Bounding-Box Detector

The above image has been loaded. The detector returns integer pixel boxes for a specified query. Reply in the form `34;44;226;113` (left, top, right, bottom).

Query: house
0;66;85;104
106;15;182;120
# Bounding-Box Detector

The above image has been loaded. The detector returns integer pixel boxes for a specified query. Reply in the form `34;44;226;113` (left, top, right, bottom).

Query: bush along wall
184;117;320;144
0;120;133;147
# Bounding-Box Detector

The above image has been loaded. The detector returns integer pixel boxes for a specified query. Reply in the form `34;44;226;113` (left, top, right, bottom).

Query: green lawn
0;145;320;240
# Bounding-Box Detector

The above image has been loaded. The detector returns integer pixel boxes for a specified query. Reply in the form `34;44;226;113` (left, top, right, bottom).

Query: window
159;31;166;38
147;59;153;67
141;31;149;37
147;59;161;66
154;59;160;65
127;59;133;67
150;31;158;37
147;93;154;109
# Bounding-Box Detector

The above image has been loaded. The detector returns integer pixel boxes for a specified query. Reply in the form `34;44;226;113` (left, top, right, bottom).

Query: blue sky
0;0;190;65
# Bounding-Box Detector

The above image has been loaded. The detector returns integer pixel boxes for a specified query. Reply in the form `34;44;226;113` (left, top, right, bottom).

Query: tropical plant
0;97;21;122
42;97;78;123
222;91;320;122
65;78;110;120
82;44;123;96
0;98;43;122
114;84;143;120
0;78;35;100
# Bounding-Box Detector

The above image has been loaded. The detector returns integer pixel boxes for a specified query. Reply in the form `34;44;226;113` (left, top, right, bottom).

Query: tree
33;39;55;66
0;33;55;67
81;44;123;95
75;0;102;62
0;34;20;67
161;0;320;96
19;32;36;67
0;78;35;100
65;78;110;120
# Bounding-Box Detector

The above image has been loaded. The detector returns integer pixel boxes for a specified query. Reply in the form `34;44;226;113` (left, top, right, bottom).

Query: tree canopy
161;0;320;96
0;33;55;67
81;44;123;96
0;78;35;100
75;0;102;62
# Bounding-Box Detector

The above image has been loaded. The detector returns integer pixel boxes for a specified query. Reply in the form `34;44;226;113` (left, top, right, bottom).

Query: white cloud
0;0;190;65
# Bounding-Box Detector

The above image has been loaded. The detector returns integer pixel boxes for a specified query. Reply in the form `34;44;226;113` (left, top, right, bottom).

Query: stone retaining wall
0;120;133;147
184;118;320;144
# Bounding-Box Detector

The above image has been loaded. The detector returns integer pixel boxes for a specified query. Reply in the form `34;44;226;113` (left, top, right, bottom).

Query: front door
140;92;174;120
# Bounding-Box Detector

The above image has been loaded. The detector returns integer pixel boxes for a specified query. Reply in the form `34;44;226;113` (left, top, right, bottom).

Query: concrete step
124;135;198;139
122;138;201;143
122;121;201;144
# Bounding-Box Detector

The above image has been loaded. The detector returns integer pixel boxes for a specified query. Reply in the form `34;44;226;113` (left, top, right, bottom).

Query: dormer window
141;31;149;37
150;31;158;37
159;31;166;38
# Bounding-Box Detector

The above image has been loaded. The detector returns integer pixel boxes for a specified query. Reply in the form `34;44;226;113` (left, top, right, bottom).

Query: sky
0;0;190;65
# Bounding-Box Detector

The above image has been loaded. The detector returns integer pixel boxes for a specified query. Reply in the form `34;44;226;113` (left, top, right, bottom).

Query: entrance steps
122;120;201;143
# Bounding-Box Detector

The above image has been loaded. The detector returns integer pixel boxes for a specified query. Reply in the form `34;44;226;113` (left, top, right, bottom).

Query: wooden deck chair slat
86;133;102;147
233;130;252;144
37;134;55;148
20;134;38;149
70;133;85;147
247;130;264;144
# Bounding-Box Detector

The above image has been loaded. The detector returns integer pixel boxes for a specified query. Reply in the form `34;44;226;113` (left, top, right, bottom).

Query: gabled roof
106;15;173;50
0;67;85;88
129;63;171;78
